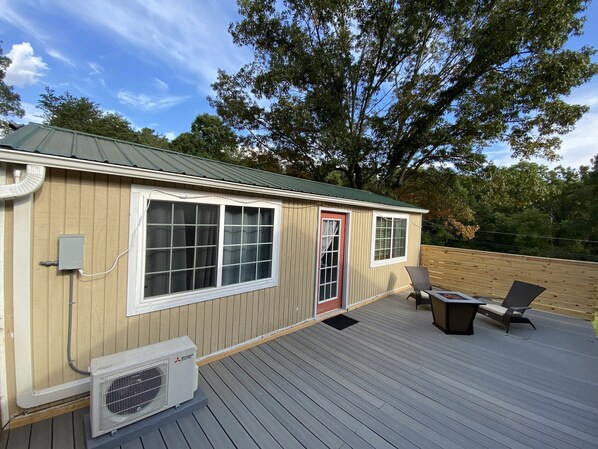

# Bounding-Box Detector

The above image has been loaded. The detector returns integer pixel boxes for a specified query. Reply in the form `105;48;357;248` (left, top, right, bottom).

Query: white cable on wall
78;188;315;278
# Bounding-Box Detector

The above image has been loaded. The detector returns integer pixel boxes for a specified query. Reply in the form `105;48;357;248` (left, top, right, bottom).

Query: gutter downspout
1;165;88;410
0;165;46;200
0;165;8;426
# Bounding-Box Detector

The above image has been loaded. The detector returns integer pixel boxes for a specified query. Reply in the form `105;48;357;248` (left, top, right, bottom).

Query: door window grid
319;219;340;303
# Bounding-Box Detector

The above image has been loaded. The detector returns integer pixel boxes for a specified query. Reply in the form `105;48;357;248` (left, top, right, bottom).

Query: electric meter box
58;234;84;270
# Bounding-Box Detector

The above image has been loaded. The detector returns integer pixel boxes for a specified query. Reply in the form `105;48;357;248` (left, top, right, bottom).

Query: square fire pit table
424;290;486;335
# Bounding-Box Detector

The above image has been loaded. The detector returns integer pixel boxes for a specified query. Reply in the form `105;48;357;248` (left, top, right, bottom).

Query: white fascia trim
0;150;428;214
13;195;89;409
127;185;283;316
370;211;410;268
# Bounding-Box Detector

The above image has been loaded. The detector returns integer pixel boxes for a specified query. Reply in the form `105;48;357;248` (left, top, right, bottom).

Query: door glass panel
318;218;341;303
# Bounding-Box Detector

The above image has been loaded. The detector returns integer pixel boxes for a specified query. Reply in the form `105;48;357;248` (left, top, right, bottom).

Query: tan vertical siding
4;167;422;415
346;209;421;306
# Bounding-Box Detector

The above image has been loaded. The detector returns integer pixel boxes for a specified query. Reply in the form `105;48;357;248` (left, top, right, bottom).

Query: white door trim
313;207;351;317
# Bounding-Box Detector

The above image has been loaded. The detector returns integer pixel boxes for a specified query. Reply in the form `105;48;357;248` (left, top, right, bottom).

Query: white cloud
4;42;48;87
47;48;75;67
554;108;598;168
164;131;177;141
17;102;44;124
117;90;190;111
49;0;250;89
88;62;103;75
0;1;48;43
154;78;169;91
485;83;598;169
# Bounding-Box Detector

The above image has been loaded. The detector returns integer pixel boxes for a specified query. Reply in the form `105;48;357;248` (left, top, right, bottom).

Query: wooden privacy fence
420;245;598;321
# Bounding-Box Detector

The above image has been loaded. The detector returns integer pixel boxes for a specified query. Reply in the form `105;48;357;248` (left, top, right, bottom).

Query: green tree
0;43;25;135
136;127;170;149
37;87;169;148
433;158;598;260
397;168;479;244
211;0;597;189
477;162;558;211
170;113;239;162
38;87;138;140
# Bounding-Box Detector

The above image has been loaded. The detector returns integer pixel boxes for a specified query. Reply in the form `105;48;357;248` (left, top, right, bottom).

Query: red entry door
317;212;346;315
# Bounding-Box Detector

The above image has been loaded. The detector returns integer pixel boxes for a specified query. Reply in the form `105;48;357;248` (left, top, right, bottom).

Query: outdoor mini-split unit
89;336;198;438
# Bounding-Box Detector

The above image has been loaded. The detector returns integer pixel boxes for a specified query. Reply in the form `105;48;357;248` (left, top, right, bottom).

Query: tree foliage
0;43;24;136
211;0;597;189
170;113;239;162
37;87;170;148
421;158;598;261
397;168;479;241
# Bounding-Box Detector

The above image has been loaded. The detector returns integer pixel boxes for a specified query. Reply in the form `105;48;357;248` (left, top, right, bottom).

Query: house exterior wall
3;167;421;416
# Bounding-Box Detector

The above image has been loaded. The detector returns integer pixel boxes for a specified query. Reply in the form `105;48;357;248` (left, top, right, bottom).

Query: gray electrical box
58;234;84;270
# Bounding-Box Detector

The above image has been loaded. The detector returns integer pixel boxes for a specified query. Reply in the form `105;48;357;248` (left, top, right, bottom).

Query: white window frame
370;211;409;268
127;185;282;316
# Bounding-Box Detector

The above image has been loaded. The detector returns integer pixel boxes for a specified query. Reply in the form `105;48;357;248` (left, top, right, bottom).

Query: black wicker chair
475;281;546;333
405;266;440;310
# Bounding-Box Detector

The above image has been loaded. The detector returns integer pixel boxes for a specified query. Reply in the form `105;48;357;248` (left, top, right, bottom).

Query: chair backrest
502;281;546;308
405;266;432;291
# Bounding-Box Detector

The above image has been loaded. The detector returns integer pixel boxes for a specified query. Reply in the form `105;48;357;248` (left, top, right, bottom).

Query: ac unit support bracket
84;383;207;449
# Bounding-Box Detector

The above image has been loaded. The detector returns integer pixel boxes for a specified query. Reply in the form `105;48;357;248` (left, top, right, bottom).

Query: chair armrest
507;306;531;312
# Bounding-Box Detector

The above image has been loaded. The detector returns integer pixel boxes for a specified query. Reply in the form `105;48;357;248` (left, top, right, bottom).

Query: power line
474;229;598;244
458;239;598;260
423;220;598;244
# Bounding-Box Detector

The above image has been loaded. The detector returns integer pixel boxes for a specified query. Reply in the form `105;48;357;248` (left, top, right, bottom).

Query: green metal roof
0;123;422;211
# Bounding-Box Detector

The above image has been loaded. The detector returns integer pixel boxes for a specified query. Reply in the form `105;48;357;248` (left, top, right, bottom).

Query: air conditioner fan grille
100;360;169;431
106;367;164;415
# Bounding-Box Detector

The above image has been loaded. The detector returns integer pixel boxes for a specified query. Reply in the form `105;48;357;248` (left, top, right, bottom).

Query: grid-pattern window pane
222;206;274;286
391;218;406;258
374;216;407;262
144;201;218;298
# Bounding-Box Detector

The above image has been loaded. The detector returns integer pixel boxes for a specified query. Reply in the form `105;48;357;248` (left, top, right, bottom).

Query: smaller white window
370;211;409;267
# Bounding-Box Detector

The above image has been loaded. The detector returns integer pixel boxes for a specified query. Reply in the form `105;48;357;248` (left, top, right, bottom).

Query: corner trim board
13;193;89;409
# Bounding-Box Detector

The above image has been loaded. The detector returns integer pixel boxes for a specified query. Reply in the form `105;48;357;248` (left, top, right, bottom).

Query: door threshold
316;308;345;321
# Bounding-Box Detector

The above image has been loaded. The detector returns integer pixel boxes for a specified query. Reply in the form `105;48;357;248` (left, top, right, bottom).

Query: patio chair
405;266;440;310
475;281;546;333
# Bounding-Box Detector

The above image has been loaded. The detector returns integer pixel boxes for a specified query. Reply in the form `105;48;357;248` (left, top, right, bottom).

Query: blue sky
1;0;597;168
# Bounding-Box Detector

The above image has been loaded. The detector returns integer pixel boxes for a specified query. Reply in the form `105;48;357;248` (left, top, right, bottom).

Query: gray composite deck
2;292;598;449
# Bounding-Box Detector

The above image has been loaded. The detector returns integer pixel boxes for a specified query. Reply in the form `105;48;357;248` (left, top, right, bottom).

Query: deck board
175;414;213;449
52;412;73;449
139;430;166;449
28;420;51;449
4;292;598;449
190;407;234;449
299;321;575;449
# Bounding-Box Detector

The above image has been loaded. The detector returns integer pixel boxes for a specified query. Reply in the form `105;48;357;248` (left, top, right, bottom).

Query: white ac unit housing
90;336;198;438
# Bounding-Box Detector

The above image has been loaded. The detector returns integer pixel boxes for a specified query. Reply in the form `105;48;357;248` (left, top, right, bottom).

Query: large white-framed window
127;185;282;316
370;211;409;267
